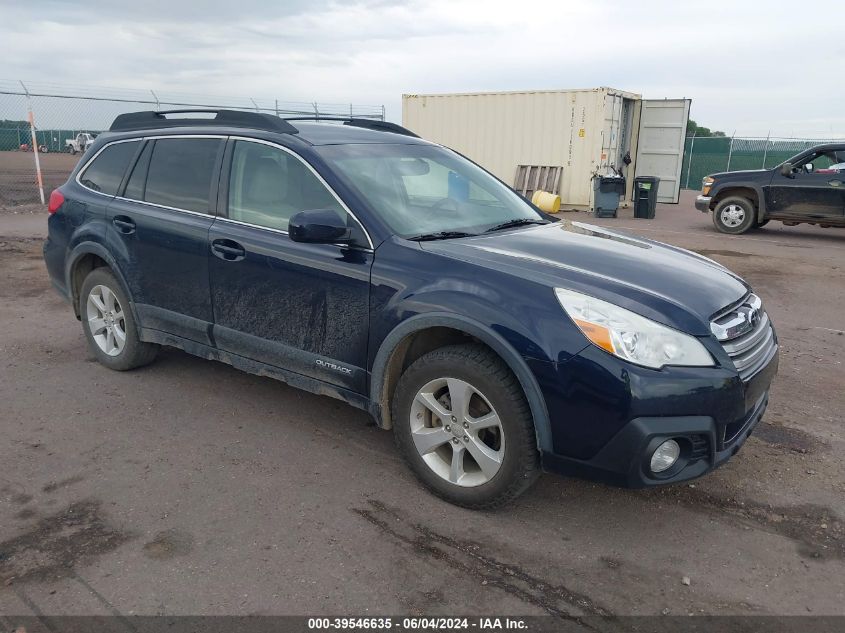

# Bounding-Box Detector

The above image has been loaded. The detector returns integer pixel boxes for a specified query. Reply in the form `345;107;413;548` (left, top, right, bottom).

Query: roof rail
283;117;419;138
109;109;299;134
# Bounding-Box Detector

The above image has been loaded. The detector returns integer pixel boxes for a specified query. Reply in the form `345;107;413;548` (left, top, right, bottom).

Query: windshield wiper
406;230;477;242
484;218;548;233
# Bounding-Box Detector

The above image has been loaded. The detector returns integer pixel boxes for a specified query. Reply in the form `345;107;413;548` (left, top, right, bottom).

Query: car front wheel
392;344;540;509
712;197;756;234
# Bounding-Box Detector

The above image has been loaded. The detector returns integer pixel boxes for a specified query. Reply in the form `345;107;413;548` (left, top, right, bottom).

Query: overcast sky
2;0;843;138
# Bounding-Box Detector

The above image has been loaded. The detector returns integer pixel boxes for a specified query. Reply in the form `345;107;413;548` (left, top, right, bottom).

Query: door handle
211;239;246;262
829;180;842;188
112;216;136;235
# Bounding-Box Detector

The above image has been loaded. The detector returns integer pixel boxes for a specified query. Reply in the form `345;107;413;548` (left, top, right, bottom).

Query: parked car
43;110;778;508
696;143;845;233
66;132;97;154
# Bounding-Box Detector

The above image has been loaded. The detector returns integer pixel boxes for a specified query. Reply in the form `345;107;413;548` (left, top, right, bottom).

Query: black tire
79;268;159;371
392;344;540;509
712;196;756;234
69;147;76;155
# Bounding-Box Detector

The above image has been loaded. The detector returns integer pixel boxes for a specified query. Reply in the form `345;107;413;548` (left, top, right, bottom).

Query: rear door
106;135;225;344
634;98;691;203
208;138;372;394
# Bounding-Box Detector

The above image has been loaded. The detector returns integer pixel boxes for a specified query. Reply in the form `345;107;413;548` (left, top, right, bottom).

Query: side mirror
288;209;353;244
780;162;794;178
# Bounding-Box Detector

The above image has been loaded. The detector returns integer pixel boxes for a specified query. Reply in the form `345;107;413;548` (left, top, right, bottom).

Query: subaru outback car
44;110;779;508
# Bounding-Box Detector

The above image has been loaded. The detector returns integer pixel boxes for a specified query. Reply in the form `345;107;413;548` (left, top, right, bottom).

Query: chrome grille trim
721;312;770;356
712;294;776;381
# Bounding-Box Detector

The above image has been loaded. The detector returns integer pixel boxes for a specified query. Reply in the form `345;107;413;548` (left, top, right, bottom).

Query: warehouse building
402;87;690;211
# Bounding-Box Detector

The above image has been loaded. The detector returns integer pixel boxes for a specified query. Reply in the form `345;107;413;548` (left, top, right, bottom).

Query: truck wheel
392;344;540;509
713;197;755;234
69;147;77;155
79;268;159;371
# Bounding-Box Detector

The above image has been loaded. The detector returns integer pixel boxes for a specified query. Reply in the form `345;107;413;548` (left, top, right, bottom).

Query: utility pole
20;80;45;204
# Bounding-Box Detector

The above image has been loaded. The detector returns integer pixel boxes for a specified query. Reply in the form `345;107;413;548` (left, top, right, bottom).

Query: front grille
721;393;767;448
711;294;777;381
688;434;709;462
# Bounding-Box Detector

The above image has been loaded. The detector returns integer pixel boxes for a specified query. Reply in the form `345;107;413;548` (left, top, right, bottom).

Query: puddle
0;500;130;584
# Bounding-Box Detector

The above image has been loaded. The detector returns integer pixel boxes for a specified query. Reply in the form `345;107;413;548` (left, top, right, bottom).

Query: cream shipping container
402;87;691;209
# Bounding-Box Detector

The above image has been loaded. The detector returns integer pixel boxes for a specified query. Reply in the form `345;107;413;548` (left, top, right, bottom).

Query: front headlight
702;176;714;196
555;288;714;369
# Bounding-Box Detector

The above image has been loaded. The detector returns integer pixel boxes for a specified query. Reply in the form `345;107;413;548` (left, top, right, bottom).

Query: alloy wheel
720;204;746;227
409;377;505;487
86;284;126;356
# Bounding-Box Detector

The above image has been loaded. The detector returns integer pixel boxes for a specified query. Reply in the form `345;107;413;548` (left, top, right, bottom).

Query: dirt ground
0;151;81;208
0;192;843;618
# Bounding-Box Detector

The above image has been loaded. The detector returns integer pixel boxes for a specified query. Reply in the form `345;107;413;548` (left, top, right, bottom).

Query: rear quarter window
78;141;140;195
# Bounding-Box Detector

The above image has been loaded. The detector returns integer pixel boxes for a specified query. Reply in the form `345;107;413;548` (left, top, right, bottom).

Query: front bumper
541;391;769;487
531;340;779;488
695;195;713;212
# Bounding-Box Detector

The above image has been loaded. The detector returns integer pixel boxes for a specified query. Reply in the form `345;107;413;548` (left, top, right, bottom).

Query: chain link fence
0;80;385;208
681;135;845;190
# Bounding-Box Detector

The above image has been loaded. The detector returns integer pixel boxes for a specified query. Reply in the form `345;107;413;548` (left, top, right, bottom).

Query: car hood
419;220;749;335
709;169;768;179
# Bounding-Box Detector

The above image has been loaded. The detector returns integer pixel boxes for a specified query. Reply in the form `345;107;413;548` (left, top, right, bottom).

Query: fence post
761;132;770;169
275;99;279;117
150;90;160;110
313;102;319;120
684;136;695;189
726;136;735;172
20;80;45;205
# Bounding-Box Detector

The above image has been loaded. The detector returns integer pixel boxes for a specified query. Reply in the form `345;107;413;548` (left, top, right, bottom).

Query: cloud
0;0;842;137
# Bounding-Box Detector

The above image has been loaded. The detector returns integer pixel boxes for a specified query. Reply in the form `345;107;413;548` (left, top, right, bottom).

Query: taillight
48;189;65;214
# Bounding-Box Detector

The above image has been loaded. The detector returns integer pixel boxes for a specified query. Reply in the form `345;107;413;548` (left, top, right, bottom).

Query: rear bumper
695;195;712;212
43;237;70;301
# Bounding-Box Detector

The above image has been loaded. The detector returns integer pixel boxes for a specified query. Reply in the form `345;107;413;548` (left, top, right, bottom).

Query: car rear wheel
80;268;158;371
392;344;539;508
712;197;756;234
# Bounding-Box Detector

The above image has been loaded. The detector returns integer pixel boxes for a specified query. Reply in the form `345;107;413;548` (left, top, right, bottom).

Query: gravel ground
0;151;81;208
0;192;842;618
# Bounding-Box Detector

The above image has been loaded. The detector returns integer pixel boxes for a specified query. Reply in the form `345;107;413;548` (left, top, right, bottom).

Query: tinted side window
227;140;345;231
124;141;152;201
79;141;139;195
144;138;222;213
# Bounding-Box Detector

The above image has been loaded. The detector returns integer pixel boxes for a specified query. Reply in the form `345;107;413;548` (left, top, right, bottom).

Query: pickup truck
66;133;97;155
696;143;845;234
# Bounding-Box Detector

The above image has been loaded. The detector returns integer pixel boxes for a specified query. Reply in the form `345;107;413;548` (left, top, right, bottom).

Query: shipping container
402;88;690;209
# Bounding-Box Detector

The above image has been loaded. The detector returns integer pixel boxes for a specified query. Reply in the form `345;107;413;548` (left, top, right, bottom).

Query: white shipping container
402;88;690;209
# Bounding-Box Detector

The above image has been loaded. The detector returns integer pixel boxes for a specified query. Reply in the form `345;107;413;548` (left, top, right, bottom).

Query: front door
106;136;225;343
765;148;845;220
208;139;372;394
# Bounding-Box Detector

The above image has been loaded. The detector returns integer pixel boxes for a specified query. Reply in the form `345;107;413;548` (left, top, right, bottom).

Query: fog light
650;439;681;473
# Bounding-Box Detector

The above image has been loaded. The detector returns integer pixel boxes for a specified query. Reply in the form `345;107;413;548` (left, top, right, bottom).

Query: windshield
316;143;545;238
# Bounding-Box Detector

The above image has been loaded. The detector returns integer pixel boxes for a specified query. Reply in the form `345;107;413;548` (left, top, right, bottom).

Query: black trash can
592;175;626;218
634;176;660;219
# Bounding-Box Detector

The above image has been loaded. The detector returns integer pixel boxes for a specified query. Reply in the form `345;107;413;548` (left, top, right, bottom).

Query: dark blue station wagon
44;110;779;508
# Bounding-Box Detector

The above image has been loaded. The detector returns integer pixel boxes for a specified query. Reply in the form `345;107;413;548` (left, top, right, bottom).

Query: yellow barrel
531;190;561;213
